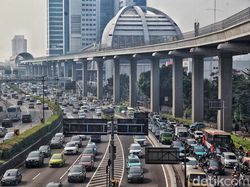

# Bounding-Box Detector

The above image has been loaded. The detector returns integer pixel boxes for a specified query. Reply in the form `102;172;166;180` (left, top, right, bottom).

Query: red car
79;155;94;171
81;147;95;160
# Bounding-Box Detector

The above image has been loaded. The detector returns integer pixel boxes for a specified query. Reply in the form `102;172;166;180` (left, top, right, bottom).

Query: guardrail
0;115;63;176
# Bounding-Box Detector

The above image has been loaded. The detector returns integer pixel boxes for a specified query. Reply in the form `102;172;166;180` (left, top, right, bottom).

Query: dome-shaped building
101;5;182;49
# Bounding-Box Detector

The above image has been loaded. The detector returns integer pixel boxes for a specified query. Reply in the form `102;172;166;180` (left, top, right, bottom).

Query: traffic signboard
63;118;108;135
145;147;179;164
117;118;148;135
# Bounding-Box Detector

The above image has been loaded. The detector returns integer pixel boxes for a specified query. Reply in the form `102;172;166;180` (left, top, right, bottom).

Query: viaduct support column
151;58;160;113
113;58;120;104
192;56;204;122
218;54;232;132
129;58;137;108
52;63;57;77
172;57;183;117
38;65;43;76
35;65;39;77
43;65;47;76
97;60;103;100
64;62;69;78
32;65;35;77
72;61;77;81
48;63;53;77
58;63;63;77
82;61;88;97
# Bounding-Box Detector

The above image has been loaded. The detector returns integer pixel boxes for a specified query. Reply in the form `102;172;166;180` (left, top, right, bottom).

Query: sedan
39;145;51;158
78;155;94;171
86;142;97;155
64;142;79;155
127;166;144;183
1;169;22;186
71;135;82;148
68;164;86;183
205;159;225;175
129;143;143;158
0;127;7;138
50;137;63;149
25;151;44;168
49;153;65;167
81;147;95;160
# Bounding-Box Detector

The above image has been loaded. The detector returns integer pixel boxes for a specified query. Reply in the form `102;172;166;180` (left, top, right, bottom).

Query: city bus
7;105;22;121
202;128;233;153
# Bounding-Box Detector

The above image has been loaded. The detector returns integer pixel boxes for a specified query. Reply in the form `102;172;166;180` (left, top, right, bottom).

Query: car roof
6;169;18;172
223;152;235;155
52;153;62;156
130;143;141;147
128;154;139;159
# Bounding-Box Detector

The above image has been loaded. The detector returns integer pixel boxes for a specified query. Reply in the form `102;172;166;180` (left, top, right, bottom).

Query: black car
39;145;51;157
25;150;44;168
127;166;144;183
205;159;225;175
67;164;86;183
1;118;13;128
22;114;32;123
1;169;22;186
17;100;23;105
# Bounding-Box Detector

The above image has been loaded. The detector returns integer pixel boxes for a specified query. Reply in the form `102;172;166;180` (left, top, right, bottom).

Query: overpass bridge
21;7;250;132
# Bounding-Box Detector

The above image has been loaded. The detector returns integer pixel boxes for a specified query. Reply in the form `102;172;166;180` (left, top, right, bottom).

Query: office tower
47;0;69;55
12;35;27;56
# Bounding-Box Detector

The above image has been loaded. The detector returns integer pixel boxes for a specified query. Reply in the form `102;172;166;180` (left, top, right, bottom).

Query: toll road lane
119;135;166;187
19;135;109;187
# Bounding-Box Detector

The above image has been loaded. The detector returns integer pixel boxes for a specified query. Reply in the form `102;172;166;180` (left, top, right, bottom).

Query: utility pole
42;76;45;123
110;115;115;181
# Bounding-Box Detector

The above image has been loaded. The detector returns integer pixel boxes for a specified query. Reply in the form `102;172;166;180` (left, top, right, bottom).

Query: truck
175;126;188;141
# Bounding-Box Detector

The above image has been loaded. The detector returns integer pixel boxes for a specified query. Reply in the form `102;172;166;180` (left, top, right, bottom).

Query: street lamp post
42;76;45;123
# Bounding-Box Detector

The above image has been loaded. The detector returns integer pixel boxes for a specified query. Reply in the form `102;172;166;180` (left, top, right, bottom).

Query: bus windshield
214;135;231;144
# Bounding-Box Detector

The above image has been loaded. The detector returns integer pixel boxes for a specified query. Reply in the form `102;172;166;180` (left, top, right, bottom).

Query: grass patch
161;113;192;125
0;160;5;165
231;134;250;150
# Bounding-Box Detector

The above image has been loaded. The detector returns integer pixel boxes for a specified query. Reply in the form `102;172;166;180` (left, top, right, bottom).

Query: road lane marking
32;173;40;180
86;135;111;187
116;135;125;187
146;136;169;187
59;138;91;180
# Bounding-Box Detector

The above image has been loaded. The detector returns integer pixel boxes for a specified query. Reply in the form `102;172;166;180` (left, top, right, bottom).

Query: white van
7;106;21;121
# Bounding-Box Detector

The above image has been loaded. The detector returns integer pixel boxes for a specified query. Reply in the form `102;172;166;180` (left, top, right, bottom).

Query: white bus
7;106;22;121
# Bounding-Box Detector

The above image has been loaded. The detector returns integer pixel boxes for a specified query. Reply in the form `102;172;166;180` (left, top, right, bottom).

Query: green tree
103;74;129;101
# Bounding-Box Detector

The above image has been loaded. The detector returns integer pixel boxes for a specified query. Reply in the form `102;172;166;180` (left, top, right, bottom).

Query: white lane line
59;138;91;180
146;136;168;187
86;135;111;187
116;135;125;187
32;173;41;180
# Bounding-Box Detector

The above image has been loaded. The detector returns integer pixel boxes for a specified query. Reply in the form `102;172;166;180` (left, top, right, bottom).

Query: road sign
117;118;148;135
63;118;108;135
145;147;179;164
209;99;224;109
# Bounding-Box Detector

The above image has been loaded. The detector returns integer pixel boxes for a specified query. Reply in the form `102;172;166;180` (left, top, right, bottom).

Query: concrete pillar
217;54;233;132
192;56;204;122
34;65;38;77
113;59;120;104
72;61;77;81
97;60;103;100
52;63;57;77
58;63;63;77
129;58;137;107
38;65;43;76
82;61;88;97
172;57;184;117
151;58;160;113
43;65;47;76
32;65;35;76
64;62;69;77
48;63;53;77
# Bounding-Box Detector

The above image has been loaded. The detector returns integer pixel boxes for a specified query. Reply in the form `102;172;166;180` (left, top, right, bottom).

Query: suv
22;114;32;123
126;154;142;169
221;152;238;168
25;150;44;168
1;118;13;128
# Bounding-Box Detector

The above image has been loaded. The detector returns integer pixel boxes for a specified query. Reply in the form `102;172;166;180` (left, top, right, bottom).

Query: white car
63;142;79;155
129;143;143;158
3;132;14;142
194;131;203;139
55;133;65;143
133;135;147;146
221;152;238;168
181;157;199;171
78;112;86;119
36;100;42;105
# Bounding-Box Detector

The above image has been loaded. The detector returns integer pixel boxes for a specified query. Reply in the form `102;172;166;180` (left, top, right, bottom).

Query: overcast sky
0;0;249;61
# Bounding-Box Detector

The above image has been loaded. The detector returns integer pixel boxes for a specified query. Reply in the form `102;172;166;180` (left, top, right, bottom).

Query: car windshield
39;146;48;151
134;136;145;139
196;132;203;135
130;145;141;150
80;156;91;162
129;167;141;173
225;155;236;160
173;141;182;147
66;143;75;147
179;132;188;137
4;171;16;177
194;148;205;153
52;155;62;159
70;166;82;173
187;160;198;166
29;152;39;157
210;160;219;167
83;148;93;154
129;158;140;163
162;133;172;137
7;107;16;112
71;136;80;141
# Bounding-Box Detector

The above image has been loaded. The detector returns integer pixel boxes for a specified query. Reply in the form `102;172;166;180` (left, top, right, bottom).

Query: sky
0;0;249;61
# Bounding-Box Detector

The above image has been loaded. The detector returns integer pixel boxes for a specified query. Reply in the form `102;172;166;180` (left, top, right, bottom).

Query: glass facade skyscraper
47;0;69;55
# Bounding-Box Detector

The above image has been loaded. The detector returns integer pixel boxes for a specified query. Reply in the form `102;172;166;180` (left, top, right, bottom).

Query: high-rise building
12;35;27;57
47;0;69;56
120;0;146;8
